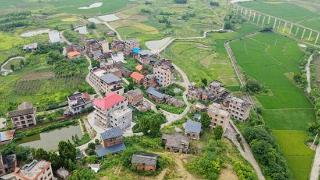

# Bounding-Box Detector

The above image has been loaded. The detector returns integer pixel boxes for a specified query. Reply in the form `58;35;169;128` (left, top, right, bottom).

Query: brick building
8;102;36;129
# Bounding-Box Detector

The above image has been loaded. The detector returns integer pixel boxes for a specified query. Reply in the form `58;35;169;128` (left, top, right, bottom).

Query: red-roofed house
67;51;81;59
130;72;144;84
93;92;132;130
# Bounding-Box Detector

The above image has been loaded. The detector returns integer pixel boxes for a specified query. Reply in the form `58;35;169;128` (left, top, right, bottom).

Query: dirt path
173;155;196;180
310;143;320;180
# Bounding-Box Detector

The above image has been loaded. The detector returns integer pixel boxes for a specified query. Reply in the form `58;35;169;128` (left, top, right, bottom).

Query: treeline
242;112;290;179
224;13;246;30
0;11;32;31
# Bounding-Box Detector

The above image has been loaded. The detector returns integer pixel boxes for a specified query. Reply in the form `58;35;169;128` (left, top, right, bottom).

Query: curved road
0;56;25;75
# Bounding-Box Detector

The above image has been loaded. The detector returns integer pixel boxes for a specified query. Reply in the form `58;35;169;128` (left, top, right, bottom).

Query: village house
89;68;124;95
192;102;207;112
166;96;184;107
14;160;54;180
146;87;165;103
153;62;173;87
143;74;158;88
130;72;144;84
125;89;144;106
184;120;202;140
111;52;125;63
162;134;190;153
0;154;17;176
0;130;15;145
96;127;125;157
136;101;152;112
135;64;143;72
207;103;230;132
23;43;38;51
67;50;81;59
66;92;92;115
93;92;132;130
131;153;158;171
136;50;155;64
8;102;36;129
88;164;100;173
85;39;107;60
111;40;125;52
223;96;251;121
56;167;70;180
124;39;139;56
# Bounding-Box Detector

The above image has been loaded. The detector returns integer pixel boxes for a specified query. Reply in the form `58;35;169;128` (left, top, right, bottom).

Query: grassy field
0;0;131;16
230;32;315;179
240;0;320;31
162;23;259;87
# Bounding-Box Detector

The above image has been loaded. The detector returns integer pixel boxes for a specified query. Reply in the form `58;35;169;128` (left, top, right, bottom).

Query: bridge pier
262;16;266;26
273;18;277;29
289;23;293;35
301;28;306;40
315;33;320;45
308;30;313;41
257;14;261;25
295;27;300;36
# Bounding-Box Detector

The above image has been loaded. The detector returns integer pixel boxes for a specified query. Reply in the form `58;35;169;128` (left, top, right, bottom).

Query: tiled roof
130;72;144;81
0;130;15;142
146;87;165;99
100;127;123;140
93;92;125;110
184;120;202;134
100;73;121;84
131;153;158;166
67;51;81;58
96;143;125;157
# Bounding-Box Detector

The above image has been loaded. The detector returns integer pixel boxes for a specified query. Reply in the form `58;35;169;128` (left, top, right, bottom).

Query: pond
20;125;83;151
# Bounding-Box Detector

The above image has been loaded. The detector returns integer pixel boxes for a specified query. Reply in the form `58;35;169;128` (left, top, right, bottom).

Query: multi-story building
96;127;125;157
67;92;92;115
153;64;172;87
14;160;54;180
143;74;158;88
8;102;36;129
93;92;132;130
162;133;190;153
124;39;139;56
89;68;124;95
223;96;251;121
207;103;230;132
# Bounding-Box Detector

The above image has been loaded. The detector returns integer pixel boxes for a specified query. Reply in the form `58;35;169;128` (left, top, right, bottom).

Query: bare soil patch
22;71;55;81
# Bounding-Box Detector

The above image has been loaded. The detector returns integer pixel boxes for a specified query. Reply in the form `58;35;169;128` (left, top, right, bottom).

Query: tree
91;60;100;68
214;126;223;140
58;141;76;161
200;112;211;129
69;168;97;180
201;78;208;87
10;64;15;71
134;111;166;137
245;79;263;94
88;142;96;150
175;0;187;4
33;148;49;160
87;22;96;29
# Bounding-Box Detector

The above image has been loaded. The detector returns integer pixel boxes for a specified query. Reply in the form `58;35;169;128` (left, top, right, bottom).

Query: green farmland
0;0;130;16
240;0;320;31
230;32;315;179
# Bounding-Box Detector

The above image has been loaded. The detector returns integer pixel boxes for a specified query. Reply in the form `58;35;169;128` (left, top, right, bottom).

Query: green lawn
230;32;315;179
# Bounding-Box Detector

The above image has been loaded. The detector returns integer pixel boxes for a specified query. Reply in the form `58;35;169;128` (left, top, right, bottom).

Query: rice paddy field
240;0;320;31
230;32;315;180
162;23;260;88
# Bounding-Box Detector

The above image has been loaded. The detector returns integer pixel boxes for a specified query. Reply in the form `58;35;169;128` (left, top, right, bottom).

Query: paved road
224;120;265;180
310;140;320;180
0;56;25;76
306;54;314;94
60;31;72;45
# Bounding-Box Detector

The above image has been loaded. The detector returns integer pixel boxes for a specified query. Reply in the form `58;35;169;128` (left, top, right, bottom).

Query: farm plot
162;40;238;87
230;32;315;180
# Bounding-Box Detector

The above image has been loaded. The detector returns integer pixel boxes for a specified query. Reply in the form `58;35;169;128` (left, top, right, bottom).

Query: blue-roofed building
132;47;141;54
146;87;165;103
96;127;125;157
184;120;202;140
